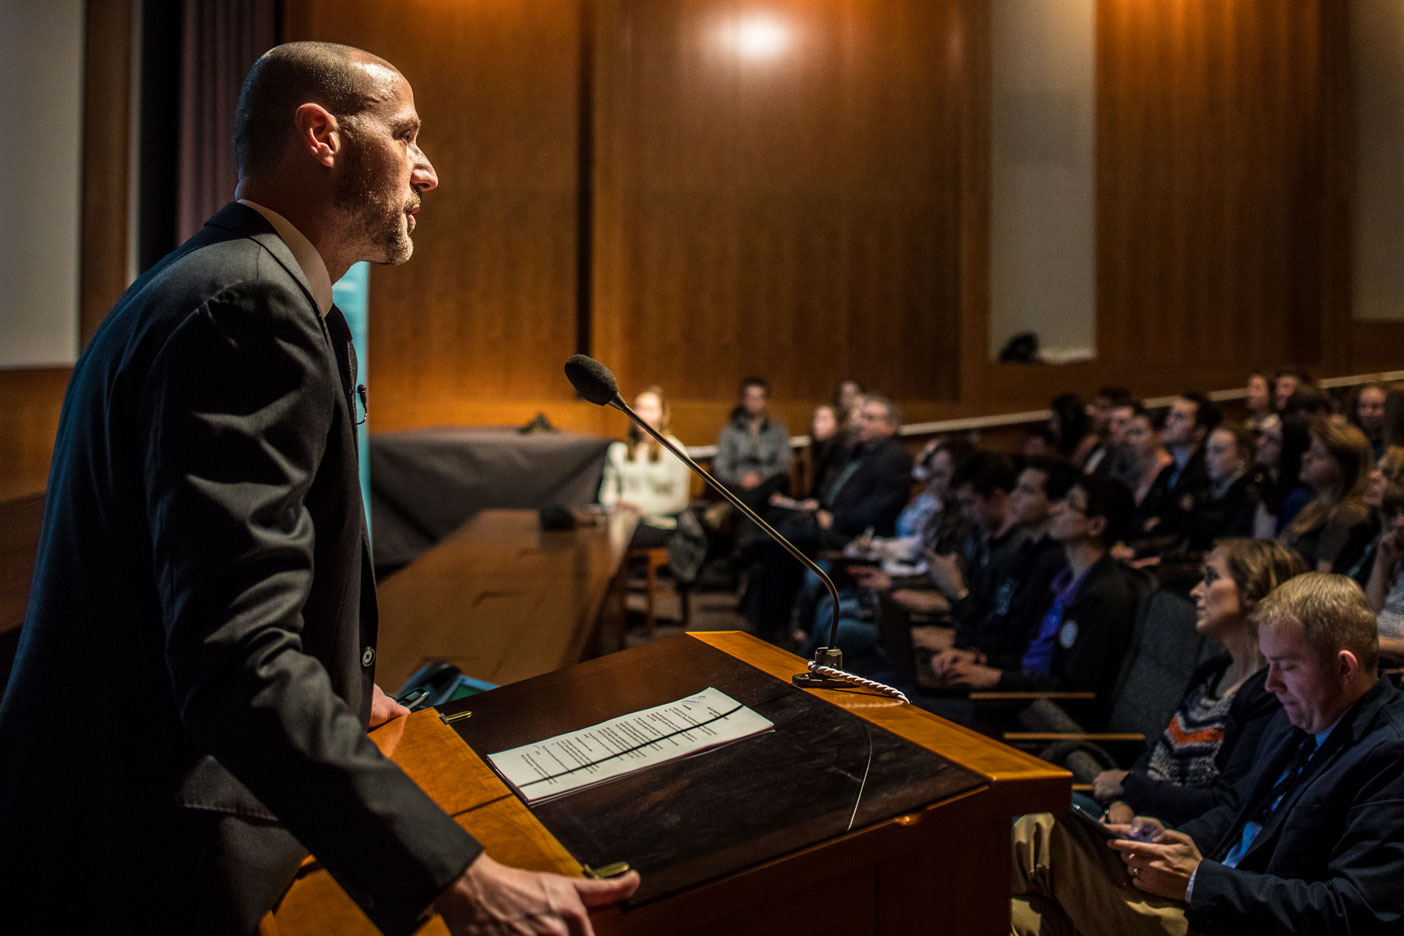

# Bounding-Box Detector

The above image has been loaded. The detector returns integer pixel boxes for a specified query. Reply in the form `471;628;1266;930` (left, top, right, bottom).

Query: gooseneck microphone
567;354;902;696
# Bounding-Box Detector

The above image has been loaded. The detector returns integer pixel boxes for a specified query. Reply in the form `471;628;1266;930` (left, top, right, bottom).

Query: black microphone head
564;354;621;407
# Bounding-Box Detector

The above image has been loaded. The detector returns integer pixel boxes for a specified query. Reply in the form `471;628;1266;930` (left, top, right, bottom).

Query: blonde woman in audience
1094;539;1304;827
599;387;704;582
1279;421;1374;572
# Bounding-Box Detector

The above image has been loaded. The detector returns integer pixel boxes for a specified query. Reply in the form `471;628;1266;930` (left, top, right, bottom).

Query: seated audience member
1093;397;1141;489
929;451;1027;616
1127;392;1219;557
742;393;911;642
714;376;791;508
1184;425;1266;552
926;457;1077;679
851;450;1026;634
1050;393;1095;463
833;379;867;443
938;475;1142;729
1242;371;1276;435
909;438;976;555
892;440;942;541
1365;483;1404;664
1271;367;1312;413
1022;425;1057;458
599;386;706;582
800;403;843;498
1384;386;1404;449
833;378;864;419
1122;407;1171;506
1343;445;1404;583
1082;386;1133;474
794;438;977;665
1011;573;1404;936
1352;382;1388;460
1252;413;1313;537
712;377;790;552
1281;382;1336;422
1093;540;1305;827
1279;421;1373;573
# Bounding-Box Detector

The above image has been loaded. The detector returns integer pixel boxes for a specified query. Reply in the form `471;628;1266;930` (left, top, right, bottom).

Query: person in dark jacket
1125;392;1219;559
742;393;912;642
1011;573;1404;936
939;474;1142;729
1183;426;1266;553
1093;539;1305;826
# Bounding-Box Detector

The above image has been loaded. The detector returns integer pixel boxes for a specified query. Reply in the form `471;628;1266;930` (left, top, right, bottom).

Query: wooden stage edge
267;632;1070;936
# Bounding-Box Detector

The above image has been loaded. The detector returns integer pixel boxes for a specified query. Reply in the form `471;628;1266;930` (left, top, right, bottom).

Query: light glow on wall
721;13;792;61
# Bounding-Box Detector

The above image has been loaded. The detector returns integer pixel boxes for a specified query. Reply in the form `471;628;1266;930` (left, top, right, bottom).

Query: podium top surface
441;633;992;905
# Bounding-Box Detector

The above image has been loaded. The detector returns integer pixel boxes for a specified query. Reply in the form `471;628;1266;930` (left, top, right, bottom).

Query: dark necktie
1250;729;1319;825
324;304;365;432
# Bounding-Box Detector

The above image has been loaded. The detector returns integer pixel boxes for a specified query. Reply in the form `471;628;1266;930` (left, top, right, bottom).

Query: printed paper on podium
487;687;773;804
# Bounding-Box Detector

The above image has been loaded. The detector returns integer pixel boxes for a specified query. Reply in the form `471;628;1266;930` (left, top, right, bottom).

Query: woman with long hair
598;387;706;582
1342;445;1404;583
1094;538;1306;826
1279;421;1374;572
1253;413;1313;538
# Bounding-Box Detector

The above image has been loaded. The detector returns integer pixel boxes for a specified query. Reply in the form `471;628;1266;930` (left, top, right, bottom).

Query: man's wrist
1185;862;1201;902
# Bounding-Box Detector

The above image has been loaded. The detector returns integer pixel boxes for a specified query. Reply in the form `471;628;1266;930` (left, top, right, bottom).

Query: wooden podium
267;632;1068;936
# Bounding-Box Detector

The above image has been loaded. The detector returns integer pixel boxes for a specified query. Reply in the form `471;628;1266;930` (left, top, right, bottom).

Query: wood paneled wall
1095;0;1349;374
285;0;980;443
591;0;967;404
0;370;69;501
277;0;1378;447
7;0;1390;501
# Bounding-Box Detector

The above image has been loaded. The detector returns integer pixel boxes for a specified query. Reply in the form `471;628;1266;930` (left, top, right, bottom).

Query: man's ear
1336;649;1361;684
1086;513;1108;542
294;103;340;167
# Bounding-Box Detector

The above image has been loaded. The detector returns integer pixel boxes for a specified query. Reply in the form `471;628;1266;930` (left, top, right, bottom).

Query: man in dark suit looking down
1010;572;1404;935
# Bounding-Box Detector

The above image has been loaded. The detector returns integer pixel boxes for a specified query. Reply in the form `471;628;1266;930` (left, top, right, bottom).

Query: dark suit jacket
994;555;1144;728
1180;678;1404;935
818;435;913;542
0;204;479;934
1128;449;1210;555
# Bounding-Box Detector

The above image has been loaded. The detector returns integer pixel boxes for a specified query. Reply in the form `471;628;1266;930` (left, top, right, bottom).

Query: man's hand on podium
369;683;412;728
435;852;641;935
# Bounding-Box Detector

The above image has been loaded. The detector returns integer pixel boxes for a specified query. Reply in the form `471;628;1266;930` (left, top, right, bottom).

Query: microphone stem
616;399;842;653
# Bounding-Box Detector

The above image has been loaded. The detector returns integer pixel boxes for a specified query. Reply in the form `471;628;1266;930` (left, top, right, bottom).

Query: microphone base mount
792;647;845;689
792;671;856;690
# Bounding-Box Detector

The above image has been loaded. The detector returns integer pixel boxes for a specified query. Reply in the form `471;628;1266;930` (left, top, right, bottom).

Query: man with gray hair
1009;572;1404;935
0;42;635;934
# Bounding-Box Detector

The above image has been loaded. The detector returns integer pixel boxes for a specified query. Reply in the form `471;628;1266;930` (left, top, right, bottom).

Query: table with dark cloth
369;427;612;569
